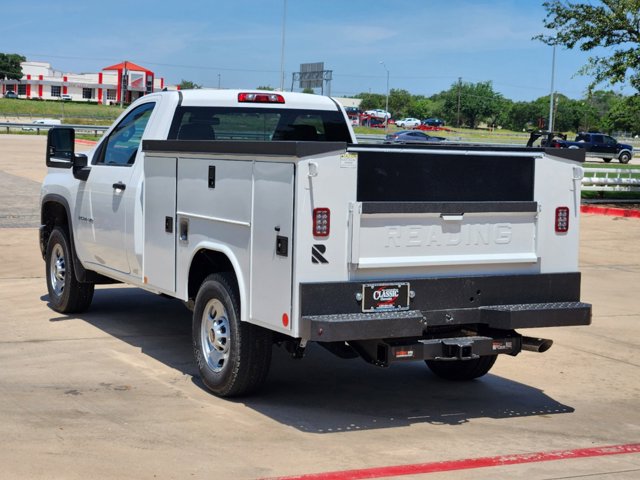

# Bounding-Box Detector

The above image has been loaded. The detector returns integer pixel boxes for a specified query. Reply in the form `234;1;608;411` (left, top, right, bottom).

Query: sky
1;0;635;101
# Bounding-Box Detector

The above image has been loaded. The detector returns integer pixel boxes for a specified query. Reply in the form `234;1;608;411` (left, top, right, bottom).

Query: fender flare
40;194;112;284
185;241;249;321
618;149;633;159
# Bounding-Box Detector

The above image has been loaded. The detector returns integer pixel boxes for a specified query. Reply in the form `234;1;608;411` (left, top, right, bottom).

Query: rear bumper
299;273;591;342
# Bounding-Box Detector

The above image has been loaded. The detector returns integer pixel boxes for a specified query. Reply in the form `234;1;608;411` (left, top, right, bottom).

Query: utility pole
456;77;462;128
218;74;221;89
120;61;128;108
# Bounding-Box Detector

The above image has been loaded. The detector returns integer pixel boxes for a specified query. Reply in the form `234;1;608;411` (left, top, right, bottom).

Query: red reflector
555;206;570;233
313;208;330;237
238;92;285;104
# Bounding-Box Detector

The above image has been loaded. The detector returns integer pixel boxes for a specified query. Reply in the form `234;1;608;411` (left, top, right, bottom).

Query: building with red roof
1;60;174;104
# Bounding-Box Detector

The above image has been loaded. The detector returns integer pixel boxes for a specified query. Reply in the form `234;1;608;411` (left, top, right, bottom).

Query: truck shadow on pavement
44;287;575;433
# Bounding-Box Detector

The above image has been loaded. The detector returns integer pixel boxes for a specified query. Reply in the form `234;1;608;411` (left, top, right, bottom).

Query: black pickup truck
531;131;634;164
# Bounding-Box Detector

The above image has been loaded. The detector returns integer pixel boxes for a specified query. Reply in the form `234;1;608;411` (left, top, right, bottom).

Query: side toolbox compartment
143;155;177;293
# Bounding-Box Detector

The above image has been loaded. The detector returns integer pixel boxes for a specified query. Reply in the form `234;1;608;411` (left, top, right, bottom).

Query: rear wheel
426;355;497;381
619;152;631;164
45;227;94;313
192;273;272;397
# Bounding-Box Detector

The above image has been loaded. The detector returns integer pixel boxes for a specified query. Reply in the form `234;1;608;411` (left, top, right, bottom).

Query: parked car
364;109;390;120
22;118;62;131
4;91;18;99
384;130;446;144
395;117;421;128
422;118;445;127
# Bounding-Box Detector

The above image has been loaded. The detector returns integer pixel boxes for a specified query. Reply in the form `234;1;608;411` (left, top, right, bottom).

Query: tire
603;158;612;163
45;227;94;313
619;152;631;164
426;355;497;381
192;273;272;397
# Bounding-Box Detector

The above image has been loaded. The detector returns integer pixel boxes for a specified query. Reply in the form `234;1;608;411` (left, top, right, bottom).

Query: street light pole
548;45;556;132
379;61;389;132
279;0;287;91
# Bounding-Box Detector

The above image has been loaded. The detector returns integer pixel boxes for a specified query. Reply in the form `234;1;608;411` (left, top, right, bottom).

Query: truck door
602;135;618;157
76;102;156;274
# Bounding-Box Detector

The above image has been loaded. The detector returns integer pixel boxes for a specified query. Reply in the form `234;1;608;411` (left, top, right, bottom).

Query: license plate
362;283;410;312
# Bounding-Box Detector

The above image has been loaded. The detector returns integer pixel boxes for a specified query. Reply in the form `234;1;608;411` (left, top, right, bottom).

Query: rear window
168;106;351;142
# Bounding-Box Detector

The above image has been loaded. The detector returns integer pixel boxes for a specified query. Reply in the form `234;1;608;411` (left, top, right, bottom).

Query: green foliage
407;96;441;119
441;80;504;128
0;53;25;81
536;0;640;92
0;98;123;122
503;101;545;131
387;88;412;118
302;87;315;94
179;79;201;89
356;92;386;111
256;85;275;91
605;94;640;134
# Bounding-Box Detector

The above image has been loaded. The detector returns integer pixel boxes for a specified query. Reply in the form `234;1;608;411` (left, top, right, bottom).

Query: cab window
168;106;351;142
95;102;156;166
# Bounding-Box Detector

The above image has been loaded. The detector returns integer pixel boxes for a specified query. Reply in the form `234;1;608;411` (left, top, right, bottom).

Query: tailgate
350;202;538;268
351;150;538;270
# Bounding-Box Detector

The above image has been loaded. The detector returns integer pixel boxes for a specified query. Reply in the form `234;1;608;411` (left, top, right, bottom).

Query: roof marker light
238;92;285;104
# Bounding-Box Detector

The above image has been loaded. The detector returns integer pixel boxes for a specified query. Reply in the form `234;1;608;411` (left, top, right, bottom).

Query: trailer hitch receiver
436;338;480;361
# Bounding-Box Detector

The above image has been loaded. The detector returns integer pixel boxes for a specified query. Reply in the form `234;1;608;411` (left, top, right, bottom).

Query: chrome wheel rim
200;299;230;373
50;243;65;297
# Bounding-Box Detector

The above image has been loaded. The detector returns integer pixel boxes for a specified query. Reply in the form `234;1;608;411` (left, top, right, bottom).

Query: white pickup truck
41;89;591;397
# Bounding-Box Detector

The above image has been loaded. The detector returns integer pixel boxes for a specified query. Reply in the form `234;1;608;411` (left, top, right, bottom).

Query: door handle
112;182;126;191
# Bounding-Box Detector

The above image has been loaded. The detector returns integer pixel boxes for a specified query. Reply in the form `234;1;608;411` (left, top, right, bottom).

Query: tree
179;79;201;89
256;85;275;91
605;94;640;134
407;96;442;120
503;101;545;131
387;88;412;118
302;87;315;94
0;53;25;81
356;92;386;111
441;81;503;128
536;1;640;92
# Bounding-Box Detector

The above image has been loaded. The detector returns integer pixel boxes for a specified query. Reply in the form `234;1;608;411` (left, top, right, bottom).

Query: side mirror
72;153;90;181
46;127;74;168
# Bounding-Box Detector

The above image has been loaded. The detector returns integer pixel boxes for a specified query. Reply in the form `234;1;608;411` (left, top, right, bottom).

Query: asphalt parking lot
0;134;639;479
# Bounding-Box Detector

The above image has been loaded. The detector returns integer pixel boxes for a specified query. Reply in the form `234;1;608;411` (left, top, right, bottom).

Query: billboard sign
300;62;324;89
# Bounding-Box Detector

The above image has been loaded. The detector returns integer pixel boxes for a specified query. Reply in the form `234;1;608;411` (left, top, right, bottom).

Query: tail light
555;207;569;233
238;92;285;104
313;208;330;237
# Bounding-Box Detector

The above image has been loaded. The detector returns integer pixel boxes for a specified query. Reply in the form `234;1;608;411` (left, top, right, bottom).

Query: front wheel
426;355;497;381
619;152;631;164
45;227;94;313
192;273;272;397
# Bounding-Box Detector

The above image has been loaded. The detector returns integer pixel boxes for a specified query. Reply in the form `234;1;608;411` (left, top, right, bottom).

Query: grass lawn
0;98;124;124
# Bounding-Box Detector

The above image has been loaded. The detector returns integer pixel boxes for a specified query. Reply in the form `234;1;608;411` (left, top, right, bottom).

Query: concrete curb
581;204;640;218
